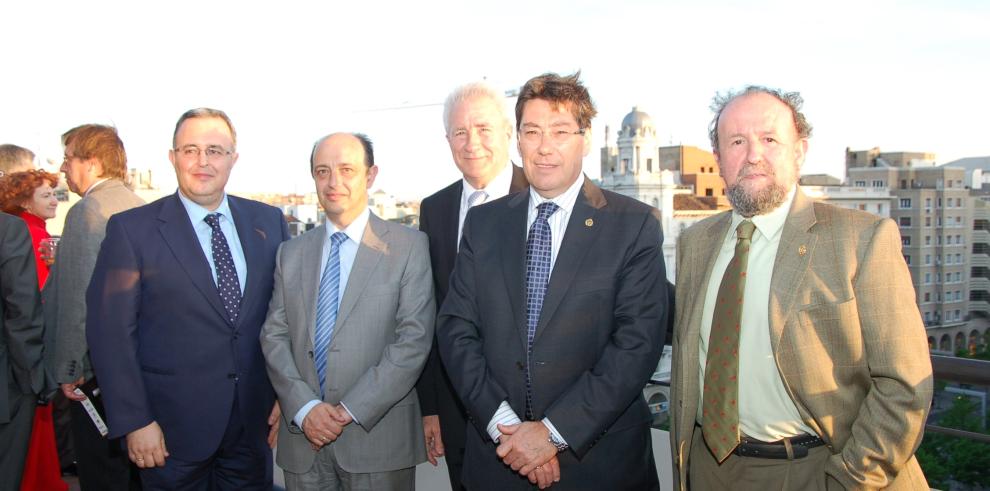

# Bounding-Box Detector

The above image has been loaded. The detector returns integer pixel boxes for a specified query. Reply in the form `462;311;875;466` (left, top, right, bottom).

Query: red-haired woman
0;170;68;491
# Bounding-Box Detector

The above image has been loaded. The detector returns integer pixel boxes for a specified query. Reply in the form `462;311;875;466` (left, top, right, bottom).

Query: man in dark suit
0;213;44;490
87;108;289;490
416;81;527;490
437;72;668;490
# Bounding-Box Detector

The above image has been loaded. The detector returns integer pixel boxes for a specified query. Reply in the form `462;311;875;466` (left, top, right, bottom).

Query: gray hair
442;81;512;135
0;144;35;176
708;85;812;151
172;108;237;149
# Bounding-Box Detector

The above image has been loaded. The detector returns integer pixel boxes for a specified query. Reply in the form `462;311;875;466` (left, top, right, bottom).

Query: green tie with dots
702;219;756;463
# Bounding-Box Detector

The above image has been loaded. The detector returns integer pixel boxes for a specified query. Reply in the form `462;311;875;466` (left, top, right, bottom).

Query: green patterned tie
702;220;755;463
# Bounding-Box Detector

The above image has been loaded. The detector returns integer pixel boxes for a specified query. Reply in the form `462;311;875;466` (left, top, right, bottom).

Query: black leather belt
734;434;826;460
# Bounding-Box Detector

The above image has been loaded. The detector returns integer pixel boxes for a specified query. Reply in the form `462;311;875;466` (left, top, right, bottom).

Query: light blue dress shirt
177;191;247;294
293;208;370;429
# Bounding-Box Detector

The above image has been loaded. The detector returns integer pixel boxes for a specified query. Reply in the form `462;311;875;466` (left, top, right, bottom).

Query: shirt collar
727;185;797;244
84;178;111;197
462;161;514;199
177;190;233;225
527;173;585;216
327;207;370;245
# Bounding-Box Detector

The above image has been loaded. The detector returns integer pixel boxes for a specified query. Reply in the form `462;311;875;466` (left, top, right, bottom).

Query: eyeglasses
62;154;80;165
174;145;233;162
519;127;585;145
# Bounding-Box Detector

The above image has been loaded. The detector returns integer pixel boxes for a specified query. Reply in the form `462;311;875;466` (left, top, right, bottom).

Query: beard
725;164;790;217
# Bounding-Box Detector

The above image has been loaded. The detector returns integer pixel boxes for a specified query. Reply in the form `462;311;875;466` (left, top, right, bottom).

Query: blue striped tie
314;231;348;397
524;201;559;419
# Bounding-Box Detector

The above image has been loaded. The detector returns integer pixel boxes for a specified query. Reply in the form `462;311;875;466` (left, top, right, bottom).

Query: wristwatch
548;431;568;452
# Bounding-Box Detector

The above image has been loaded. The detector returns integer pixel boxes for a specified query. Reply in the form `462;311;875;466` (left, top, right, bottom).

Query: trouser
283;443;414;491
69;400;141;490
0;386;35;490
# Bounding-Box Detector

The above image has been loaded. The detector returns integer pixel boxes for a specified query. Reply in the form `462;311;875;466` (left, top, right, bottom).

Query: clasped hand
302;403;352;450
497;422;561;489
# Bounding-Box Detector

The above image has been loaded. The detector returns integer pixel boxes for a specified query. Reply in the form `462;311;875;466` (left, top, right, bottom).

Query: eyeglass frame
173;144;234;162
518;125;587;145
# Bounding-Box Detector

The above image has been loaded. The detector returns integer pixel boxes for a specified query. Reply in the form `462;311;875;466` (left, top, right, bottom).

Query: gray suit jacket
0;213;45;419
48;179;145;383
261;213;434;474
671;188;932;490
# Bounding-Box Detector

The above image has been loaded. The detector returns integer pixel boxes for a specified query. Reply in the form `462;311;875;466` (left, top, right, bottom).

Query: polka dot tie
524;201;559;420
314;232;348;397
702;220;755;463
205;213;241;324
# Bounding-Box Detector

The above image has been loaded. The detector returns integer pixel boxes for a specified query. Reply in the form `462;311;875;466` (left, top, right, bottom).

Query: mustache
737;162;776;178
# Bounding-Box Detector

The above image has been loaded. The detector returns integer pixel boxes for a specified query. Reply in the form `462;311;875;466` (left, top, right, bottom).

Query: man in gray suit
0;213;45;489
48;124;144;490
261;132;434;490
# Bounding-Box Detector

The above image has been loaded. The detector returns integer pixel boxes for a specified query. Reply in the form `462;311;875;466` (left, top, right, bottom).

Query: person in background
47;124;145;490
0;144;36;177
0;169;68;491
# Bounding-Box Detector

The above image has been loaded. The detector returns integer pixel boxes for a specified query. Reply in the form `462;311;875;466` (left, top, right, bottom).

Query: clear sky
2;0;988;201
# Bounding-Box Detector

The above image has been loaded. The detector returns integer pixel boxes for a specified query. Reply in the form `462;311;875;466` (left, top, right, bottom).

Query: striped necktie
314;231;348;396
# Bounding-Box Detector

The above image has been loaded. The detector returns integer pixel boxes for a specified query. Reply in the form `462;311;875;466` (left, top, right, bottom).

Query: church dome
620;106;654;136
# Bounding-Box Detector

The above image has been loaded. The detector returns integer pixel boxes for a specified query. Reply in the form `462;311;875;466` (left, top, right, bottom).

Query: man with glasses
49;124;145;490
86;108;289;489
437;72;668;490
415;81;528;490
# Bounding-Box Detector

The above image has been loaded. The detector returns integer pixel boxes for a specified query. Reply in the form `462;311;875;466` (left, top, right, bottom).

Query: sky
2;0;988;201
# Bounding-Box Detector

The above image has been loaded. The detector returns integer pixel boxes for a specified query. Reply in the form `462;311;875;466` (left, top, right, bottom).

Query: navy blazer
438;178;668;490
87;193;289;461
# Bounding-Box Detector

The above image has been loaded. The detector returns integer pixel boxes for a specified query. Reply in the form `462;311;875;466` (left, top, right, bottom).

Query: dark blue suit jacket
87;193;289;461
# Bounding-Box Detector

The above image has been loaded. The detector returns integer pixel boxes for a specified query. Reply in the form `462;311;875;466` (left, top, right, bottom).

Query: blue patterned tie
205;213;241;324
524;201;559;419
314;232;348;397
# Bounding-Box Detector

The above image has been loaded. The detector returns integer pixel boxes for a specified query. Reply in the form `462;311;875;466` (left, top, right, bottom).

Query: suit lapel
768;189;818;353
229;197;265;330
300;225;326;345
334;214;387;331
534;178;605;344
157;194;230;326
500;191;530;351
440;182;461;269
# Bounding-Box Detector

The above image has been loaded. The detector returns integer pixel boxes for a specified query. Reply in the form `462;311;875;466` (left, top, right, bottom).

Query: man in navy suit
438;72;667;490
87;108;289;490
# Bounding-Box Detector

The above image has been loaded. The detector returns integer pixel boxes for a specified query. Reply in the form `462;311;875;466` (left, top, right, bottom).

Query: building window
956;216;962;226
925;235;931;245
855;180;866;187
956;198;962;207
859;204;866;211
646;158;653;173
947;235;953;245
899;217;911;227
900;198;912;209
925;217;932;227
904;254;911;265
705;188;713;197
872;180;884;188
877;204;884;214
925;255;931;265
925;198;932;209
902;236;911;246
924;292;930;302
925;272;931;284
956;253;962;264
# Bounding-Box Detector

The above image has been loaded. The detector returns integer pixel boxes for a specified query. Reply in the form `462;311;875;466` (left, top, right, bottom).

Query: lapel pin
585;218;594;227
798;244;807;256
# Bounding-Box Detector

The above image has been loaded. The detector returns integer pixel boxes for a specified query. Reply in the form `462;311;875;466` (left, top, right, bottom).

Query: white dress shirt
486;175;585;446
294;208;371;428
696;186;816;441
177;191;247;295
458;162;516;244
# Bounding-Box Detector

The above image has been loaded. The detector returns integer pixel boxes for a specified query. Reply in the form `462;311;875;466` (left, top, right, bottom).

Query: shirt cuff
340;401;360;426
542;417;568;448
294;400;322;428
486;400;522;442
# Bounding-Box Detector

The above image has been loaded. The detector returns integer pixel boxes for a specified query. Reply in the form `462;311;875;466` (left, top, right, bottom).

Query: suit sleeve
437;210;513;438
85;216;155;438
260;242;319;430
826;218;933;489
414;206;440;417
340;232;436;430
1;217;45;394
53;201;104;383
543;210;668;458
